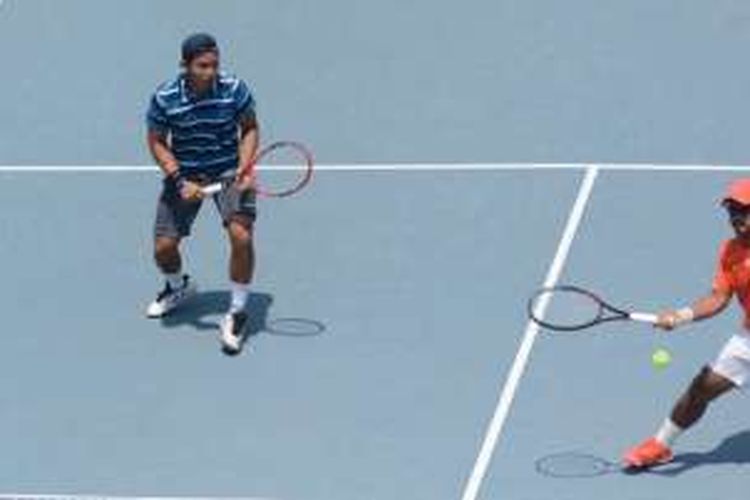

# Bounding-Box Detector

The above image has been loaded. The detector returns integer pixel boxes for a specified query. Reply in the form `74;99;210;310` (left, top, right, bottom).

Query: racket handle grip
201;183;223;196
629;312;658;324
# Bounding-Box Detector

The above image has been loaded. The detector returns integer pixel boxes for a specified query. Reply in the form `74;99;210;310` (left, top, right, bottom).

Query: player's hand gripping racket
527;285;658;332
202;141;313;198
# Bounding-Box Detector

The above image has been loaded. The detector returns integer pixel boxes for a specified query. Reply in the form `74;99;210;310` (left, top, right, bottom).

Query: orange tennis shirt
714;239;750;329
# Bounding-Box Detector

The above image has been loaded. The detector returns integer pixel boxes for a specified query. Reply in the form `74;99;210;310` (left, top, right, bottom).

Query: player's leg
215;185;257;353
623;335;747;468
227;216;255;307
669;366;735;430
146;182;201;318
155;236;182;275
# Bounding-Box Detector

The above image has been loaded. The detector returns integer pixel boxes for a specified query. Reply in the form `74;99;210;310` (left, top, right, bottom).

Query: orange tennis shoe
623;437;673;468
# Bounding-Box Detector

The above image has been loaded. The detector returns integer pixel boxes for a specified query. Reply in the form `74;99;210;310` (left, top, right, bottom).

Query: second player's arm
689;289;732;321
657;288;732;330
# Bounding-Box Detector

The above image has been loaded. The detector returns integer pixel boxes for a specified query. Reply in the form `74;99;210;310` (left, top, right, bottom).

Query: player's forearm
659;290;731;329
147;133;180;177
238;122;259;170
689;291;731;321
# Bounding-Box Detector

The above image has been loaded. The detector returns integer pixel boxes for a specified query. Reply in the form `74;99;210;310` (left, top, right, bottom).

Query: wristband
169;170;186;191
674;307;695;325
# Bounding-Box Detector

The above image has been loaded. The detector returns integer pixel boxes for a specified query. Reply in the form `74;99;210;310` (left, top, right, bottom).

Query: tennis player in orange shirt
624;178;750;468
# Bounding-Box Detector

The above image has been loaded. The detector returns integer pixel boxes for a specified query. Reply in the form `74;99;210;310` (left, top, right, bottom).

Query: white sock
229;281;250;314
655;418;683;447
165;272;183;289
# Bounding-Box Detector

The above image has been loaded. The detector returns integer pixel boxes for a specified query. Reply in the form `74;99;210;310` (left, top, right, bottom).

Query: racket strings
253;142;312;197
529;289;604;331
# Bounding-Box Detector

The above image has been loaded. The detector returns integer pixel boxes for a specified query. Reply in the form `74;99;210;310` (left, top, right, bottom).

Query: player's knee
154;238;179;262
228;219;253;248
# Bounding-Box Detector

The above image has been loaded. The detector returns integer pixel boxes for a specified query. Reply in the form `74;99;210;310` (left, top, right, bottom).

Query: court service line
1;163;750;172
459;166;600;500
0;495;282;500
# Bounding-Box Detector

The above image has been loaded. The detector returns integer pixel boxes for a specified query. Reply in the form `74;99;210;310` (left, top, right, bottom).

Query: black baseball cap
181;33;219;63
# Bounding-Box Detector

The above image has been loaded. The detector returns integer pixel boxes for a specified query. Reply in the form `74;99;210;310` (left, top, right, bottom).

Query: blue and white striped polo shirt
146;72;255;174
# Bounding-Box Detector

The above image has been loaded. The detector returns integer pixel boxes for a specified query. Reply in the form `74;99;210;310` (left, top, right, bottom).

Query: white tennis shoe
146;275;197;318
221;311;249;354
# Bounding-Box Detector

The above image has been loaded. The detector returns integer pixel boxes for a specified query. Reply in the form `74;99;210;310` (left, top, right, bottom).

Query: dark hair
181;33;219;63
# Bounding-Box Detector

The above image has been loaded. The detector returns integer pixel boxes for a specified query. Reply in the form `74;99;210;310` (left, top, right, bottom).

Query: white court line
1;162;750;172
0;495;281;500
0;166;158;173
459;166;600;500
3;164;565;173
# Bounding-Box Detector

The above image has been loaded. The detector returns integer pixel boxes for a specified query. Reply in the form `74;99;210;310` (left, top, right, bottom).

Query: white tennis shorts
711;334;750;387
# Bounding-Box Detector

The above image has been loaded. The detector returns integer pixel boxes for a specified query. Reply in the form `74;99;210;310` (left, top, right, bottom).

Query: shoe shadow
645;430;750;477
160;290;273;336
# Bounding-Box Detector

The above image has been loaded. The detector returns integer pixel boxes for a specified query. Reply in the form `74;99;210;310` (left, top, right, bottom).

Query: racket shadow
160;290;273;336
265;317;327;338
535;451;623;479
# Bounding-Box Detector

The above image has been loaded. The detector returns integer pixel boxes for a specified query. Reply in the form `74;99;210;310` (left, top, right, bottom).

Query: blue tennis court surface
4;0;750;499
0;169;581;499
4;167;750;500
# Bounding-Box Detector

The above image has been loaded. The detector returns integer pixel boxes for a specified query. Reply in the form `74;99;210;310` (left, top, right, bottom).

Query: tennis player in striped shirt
144;33;258;354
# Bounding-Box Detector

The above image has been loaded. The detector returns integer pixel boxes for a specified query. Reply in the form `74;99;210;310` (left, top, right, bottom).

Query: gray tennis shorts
154;175;257;239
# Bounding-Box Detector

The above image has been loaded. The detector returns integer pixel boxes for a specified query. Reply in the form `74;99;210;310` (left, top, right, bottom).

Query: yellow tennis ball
651;348;672;369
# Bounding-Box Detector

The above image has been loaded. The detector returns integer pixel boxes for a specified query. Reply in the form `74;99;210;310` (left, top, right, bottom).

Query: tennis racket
527;285;658;332
201;141;314;198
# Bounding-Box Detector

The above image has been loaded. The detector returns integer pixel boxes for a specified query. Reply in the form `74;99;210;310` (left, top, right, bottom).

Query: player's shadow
160;290;273;335
644;430;750;476
159;290;327;339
